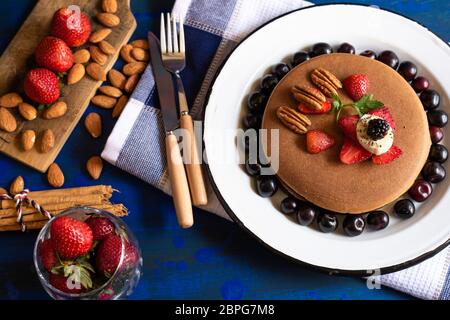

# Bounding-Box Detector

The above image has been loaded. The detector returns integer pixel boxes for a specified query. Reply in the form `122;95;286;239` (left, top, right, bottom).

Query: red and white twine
0;189;52;232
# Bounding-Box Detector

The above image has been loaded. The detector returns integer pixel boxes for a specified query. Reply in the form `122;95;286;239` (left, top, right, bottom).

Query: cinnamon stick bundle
27;185;114;199
0;185;114;209
0;204;128;227
0;185;128;232
0;200;108;218
1;221;48;232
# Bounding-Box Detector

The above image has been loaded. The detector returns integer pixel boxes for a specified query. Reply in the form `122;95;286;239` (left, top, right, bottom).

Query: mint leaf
353;94;384;115
332;100;341;109
365;100;384;110
331;92;384;121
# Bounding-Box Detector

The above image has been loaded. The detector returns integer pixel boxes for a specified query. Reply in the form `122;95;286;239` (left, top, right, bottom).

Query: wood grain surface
0;0;136;172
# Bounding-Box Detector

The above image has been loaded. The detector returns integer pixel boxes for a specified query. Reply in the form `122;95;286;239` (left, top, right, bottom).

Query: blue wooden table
0;0;448;300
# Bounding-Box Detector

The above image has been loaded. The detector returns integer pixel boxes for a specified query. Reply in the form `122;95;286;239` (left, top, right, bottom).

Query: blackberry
367;119;390;140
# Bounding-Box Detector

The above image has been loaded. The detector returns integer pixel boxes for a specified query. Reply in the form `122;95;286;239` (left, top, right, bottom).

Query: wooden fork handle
180;114;208;206
165;133;194;229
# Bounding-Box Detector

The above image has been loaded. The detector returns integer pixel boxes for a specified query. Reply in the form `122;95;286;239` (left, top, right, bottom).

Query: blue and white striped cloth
102;0;450;300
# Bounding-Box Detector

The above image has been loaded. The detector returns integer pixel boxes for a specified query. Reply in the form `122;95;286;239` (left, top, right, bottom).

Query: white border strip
101;98;145;165
172;0;192;19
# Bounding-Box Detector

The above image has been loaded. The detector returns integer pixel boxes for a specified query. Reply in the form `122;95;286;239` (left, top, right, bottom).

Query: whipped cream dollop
356;114;394;155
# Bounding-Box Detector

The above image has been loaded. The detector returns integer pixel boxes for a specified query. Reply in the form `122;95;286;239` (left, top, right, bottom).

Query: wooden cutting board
0;0;136;172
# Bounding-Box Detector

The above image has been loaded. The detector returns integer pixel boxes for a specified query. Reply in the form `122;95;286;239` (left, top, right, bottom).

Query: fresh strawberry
51;8;92;47
96;234;139;277
24;68;60;105
369;106;397;130
372;145;403;165
338;115;359;141
49;273;82;294
39;239;58;272
35;36;74;73
340;138;372;164
86;216;115;241
50;216;93;260
343;74;370;101
299;101;331;114
306;130;335;154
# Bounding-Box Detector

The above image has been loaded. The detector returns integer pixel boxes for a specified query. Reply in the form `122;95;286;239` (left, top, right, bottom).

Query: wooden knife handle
165;133;194;229
180;114;208;206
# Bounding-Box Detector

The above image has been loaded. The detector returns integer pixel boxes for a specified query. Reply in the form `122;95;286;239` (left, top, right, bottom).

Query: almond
73;49;91;64
87;63;107;81
0;92;22;108
90;46;108;65
124;74;139;93
99;86;123;98
112;95;128;118
102;0;118;13
131;39;149;50
43;101;67;119
96;13;121;28
131;48;149;62
85;112;102;138
10;176;24;195
47;163;64;188
123;62;147;76
90;28;112;43
120;44;136;63
0;107;17;132
21;129;36;151
18;103;37;121
86;156;103;180
99;40;115;55
91;95;117;109
40;129;55;153
68;63;86;85
108;69;127;89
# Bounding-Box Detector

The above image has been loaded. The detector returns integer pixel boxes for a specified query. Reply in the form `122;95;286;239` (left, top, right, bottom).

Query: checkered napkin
102;0;450;300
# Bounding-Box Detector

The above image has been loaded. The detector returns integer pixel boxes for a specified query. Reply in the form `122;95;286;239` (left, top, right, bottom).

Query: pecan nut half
276;106;311;134
291;85;326;110
311;68;342;97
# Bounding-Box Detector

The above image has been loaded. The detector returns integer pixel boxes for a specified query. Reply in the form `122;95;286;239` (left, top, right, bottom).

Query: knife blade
148;32;178;133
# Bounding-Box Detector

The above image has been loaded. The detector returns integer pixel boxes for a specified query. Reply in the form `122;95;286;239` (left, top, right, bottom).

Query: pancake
262;53;431;214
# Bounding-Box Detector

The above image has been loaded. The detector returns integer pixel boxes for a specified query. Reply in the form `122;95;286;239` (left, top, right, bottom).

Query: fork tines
160;13;185;55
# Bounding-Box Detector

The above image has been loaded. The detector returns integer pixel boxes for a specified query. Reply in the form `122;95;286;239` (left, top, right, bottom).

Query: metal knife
148;32;193;229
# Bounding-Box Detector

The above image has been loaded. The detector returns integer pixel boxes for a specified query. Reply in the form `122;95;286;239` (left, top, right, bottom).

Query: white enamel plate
203;4;450;274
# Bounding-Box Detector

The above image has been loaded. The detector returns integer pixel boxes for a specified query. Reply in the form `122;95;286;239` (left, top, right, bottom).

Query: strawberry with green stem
44;216;97;294
50;254;95;293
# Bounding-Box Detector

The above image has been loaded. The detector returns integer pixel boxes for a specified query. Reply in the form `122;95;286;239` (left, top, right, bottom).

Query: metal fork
160;13;208;207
